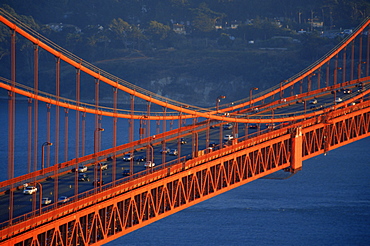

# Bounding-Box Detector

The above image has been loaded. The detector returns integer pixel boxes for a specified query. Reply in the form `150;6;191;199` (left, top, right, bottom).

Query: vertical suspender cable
75;68;80;196
8;29;16;223
64;108;69;162
46;104;51;168
367;27;370;77
129;94;134;143
130;94;135;179
33;44;39;175
342;47;347;83
54;57;60;205
28;99;32;173
82;112;86;157
32;43;39;214
334;54;339;85
94;78;99;189
351;41;355;81
55;57;60;164
113;87;118;182
358;34;363;79
326;61;330;87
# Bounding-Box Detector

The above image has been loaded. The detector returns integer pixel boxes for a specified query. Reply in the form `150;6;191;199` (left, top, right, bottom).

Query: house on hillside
173;23;186;35
215;20;223;30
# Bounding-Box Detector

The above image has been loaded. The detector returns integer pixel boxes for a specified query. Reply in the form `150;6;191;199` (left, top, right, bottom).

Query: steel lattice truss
302;103;370;157
3;103;369;246
1;9;370;246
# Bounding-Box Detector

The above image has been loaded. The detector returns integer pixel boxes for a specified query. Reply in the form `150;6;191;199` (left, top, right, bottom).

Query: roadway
0;81;368;226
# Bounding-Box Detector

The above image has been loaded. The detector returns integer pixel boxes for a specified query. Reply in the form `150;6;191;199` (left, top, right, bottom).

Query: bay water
1;100;369;245
108;137;370;246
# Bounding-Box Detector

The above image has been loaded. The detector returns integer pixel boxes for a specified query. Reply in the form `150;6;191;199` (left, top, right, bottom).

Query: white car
144;161;155;168
58;196;70;204
335;97;343;103
42;198;52;205
23;186;37;195
224;134;234;141
160;147;170;154
97;162;108;170
78;165;88;172
309;99;318;104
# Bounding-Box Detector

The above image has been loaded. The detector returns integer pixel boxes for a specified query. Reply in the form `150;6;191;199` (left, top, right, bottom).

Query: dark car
249;123;258;129
122;170;132;176
169;149;178;156
58;196;70;204
78;173;90;182
209;142;217;147
223;123;233;129
92;179;104;186
180;138;187;144
135;155;146;162
122;153;134;161
71;165;87;173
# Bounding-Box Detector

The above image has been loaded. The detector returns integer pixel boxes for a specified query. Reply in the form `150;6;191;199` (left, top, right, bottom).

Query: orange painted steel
0;120;208;190
2;81;368;193
1;103;369;245
1;11;370;246
1;76;369;125
0;14;369;122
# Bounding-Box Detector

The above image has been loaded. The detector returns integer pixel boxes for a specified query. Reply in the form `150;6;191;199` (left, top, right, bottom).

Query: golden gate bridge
0;9;369;245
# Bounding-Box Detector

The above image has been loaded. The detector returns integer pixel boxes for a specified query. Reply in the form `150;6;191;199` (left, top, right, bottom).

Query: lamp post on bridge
139;115;148;140
41;142;52;175
94;128;104;156
147;143;154;173
36;182;42;215
334;67;341;86
30;182;43;217
216;95;226;112
280;80;287;99
216;95;226;148
357;61;366;79
307;74;316;92
94;128;104;190
249;87;258;108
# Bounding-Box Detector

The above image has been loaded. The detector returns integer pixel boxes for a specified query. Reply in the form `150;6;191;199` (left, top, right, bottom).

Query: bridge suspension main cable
0;9;369;124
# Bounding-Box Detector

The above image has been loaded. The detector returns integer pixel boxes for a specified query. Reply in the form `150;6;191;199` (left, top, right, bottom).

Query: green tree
191;3;225;34
130;25;146;50
109;18;132;49
322;0;370;27
146;20;171;44
218;33;233;47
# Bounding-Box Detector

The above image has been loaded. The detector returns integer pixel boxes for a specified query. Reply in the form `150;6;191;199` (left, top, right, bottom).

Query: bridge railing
2;78;369;195
2;96;370;232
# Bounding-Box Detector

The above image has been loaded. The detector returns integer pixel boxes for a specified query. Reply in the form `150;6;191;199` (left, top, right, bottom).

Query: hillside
0;1;368;105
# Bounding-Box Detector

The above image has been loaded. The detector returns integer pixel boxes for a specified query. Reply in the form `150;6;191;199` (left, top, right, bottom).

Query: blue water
107;137;370;246
0;99;180;181
1;99;369;245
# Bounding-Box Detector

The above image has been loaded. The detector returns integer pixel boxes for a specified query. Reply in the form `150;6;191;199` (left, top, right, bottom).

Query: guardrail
0;98;369;235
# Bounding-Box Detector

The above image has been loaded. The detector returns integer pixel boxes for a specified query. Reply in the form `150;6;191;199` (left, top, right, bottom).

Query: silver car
23;186;37;195
42;198;52;205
